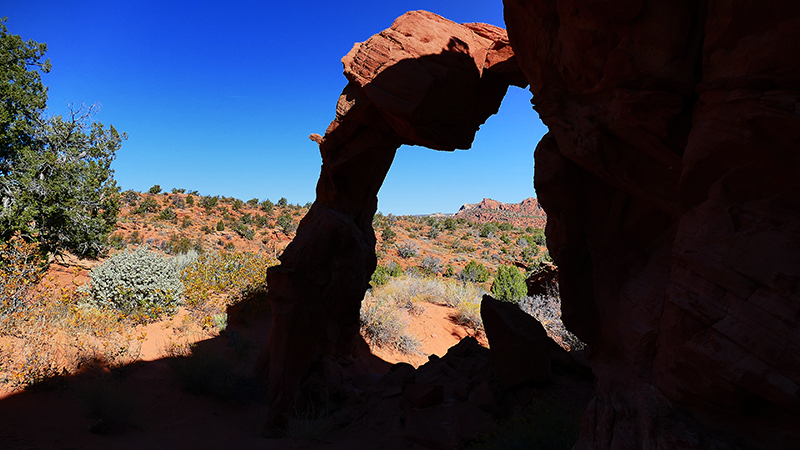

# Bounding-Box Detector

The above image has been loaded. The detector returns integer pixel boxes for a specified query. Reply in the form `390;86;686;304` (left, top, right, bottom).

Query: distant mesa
453;197;546;228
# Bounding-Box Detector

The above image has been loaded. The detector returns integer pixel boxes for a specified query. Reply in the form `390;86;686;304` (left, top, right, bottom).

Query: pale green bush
81;246;184;321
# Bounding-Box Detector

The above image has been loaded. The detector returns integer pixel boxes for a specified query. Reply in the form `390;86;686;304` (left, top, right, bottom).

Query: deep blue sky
5;1;547;215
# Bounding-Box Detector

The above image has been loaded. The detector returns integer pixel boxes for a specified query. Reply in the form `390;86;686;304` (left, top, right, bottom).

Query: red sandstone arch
257;4;800;448
255;10;527;430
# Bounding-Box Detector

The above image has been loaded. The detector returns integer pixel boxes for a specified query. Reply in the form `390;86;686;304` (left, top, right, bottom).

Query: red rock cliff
505;0;800;448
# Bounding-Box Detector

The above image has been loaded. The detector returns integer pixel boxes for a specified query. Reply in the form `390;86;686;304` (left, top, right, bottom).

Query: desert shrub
148;185;161;195
396;242;418;259
388;261;404;277
443;217;456;230
224;241;235;251
81;246;184;321
518;284;584;351
427;224;440;239
171;188;186;194
201;195;219;210
381;225;396;243
135;197;159;215
370;265;390;287
216;220;225;232
530;228;546;246
256;214;270;228
166;234;193;255
479;223;497;238
500;234;512;245
185;194;194;206
459;260;490;283
171;195;185;209
359;294;420;354
522;246;540;263
122;190;139;206
491;265;527;303
232;199;244;211
107;233;125;250
181;217;192;229
201;225;213;234
128;231;142;245
277;197;287;207
277;213;295;233
419;256;442;276
247;198;259;206
159;207;177;221
181;251;273;309
0;239;45;317
260;199;274;213
444;264;455;277
240;213;253;225
232;222;255;240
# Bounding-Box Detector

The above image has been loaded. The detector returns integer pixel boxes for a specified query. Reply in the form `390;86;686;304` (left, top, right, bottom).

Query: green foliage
276;213;295;233
277;197;287;207
170;195;185;209
171;188;185;194
148;185;161;195
185;195;194;206
159;207;177;221
246;198;258;206
135;197;158;216
0;26;124;258
370;265;390;287
388;261;404;277
122;190;138;206
427;224;440;239
81;246;184;321
180;217;192;229
259;199;273;213
490;265;527;303
444;264;455;277
201;195;219;210
107;233;125;250
479;223;497;238
500;234;512;245
530;228;546;246
498;222;514;231
360;295;420;355
215;220;225;232
381;225;396;243
232;199;243;211
232;222;255;240
522;246;540;263
459;260;489;283
443;217;456;230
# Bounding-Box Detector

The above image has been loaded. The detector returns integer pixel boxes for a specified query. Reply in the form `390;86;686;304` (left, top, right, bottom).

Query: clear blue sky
5;1;547;215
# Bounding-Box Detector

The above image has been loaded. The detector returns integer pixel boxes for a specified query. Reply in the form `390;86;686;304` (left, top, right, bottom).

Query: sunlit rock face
256;10;525;430
505;0;800;448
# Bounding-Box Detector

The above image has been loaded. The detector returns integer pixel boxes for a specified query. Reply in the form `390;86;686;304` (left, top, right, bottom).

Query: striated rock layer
255;10;525;430
504;0;800;448
454;197;547;228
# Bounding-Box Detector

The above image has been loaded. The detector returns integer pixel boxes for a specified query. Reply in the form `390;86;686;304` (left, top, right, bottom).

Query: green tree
490;265;527;303
0;20;124;258
277;197;288;207
148;184;161;195
459;260;489;283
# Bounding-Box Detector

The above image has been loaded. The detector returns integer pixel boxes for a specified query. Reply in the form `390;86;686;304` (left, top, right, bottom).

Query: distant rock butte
454;197;546;228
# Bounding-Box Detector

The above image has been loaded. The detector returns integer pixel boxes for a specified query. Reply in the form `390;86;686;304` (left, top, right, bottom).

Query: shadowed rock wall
504;0;800;448
256;10;525;429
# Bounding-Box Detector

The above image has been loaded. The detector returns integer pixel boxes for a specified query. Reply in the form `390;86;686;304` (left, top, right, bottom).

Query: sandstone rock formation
255;10;525;430
454;197;547;228
259;3;799;448
504;0;800;448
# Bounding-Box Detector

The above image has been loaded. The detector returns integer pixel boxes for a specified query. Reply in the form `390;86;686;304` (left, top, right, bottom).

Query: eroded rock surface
504;0;800;448
256;10;524;430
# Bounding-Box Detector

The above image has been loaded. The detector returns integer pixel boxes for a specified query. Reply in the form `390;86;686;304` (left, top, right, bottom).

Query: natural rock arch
255;10;527;430
257;4;800;448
